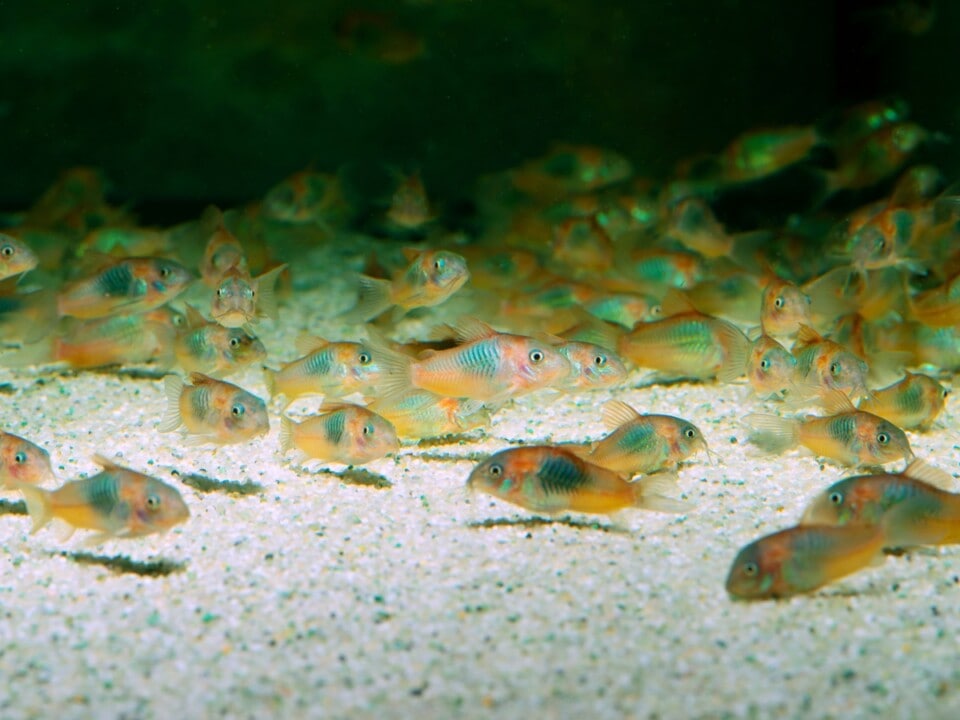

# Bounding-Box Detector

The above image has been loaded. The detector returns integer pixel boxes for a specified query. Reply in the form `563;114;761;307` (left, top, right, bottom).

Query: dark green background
1;0;956;218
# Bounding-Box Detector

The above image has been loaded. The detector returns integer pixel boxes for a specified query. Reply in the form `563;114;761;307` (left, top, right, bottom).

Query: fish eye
159;265;171;278
877;431;890;445
229;337;241;348
434;257;446;271
489;463;503;477
361;423;374;436
594;354;607;367
684;427;697;439
529;349;544;363
742;562;758;577
651;305;663;316
146;493;161;509
829;491;844;505
358;352;371;365
13;451;27;464
231;404;246;417
217;288;225;297
773;296;784;309
829;361;842;376
759;358;771;371
0;244;13;257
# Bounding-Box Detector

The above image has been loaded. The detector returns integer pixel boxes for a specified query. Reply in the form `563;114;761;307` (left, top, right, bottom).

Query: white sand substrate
1;244;959;719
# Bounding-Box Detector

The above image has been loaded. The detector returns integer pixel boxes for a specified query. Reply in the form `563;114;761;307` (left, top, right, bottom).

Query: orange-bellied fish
791;325;871;403
264;335;386;406
746;334;798;400
801;459;960;547
466;445;688;516
346;248;469;321
822;122;931;195
666;197;735;258
585;400;709;475
367;390;492;440
384;171;435;234
57;256;194;319
718;124;821;184
280;402;399;465
624;248;704;290
0;233;39;281
746;392;913;468
173;305;266;377
199;207;248;288
582;292;662;328
858;372;948;431
376;320;571;404
725;523;886;600
17;455;188;543
510;144;633;199
0;431;54;488
160;372;269;444
617;295;750;384
211;263;287;328
760;276;812;338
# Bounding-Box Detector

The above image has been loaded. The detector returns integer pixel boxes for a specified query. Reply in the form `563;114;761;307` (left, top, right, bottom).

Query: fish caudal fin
263;367;278;398
279;416;295;453
17;484;53;534
343;275;393;322
744;413;800;453
158;374;185;433
630;471;691;513
715;321;751;384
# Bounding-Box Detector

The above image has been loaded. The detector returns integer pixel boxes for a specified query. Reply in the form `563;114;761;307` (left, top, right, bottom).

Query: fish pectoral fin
159;374;185;432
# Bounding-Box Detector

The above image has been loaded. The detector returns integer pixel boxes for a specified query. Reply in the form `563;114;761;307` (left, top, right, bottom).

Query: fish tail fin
279;415;295;453
158;374;185;432
716;321;751;384
744;413;800;453
0;333;55;368
16;484;53;534
255;265;287;322
630;471;692;513
343;275;393;322
365;329;416;398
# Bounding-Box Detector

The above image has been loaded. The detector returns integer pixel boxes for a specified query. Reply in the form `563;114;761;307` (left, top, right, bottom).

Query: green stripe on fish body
325;410;346;446
826;413;857;445
81;472;121;518
305;349;333;377
458;340;500;379
96;262;135;297
537;454;588;496
190;385;210;420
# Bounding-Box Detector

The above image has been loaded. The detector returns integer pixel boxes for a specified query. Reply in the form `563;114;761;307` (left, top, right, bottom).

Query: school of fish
1;97;959;600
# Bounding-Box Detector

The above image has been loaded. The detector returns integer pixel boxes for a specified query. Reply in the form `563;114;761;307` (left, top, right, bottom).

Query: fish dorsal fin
92;454;123;471
318;400;357;414
795;324;823;348
602;399;640;430
295;333;330;356
187;371;217;387
532;331;564;346
660;288;700;317
183;304;209;329
401;247;424;263
449;317;499;344
902;458;955;490
822;388;857;414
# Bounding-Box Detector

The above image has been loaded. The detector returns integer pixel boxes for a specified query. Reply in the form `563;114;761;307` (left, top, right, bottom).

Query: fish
585;400;709;475
822;122;931;195
345;248;469;321
261;170;348;226
582;292;661;328
718;124;821;184
264;335;386;406
624;249;704;290
905;271;960;328
551;216;614;273
375;320;571;403
466;445;688;516
0;431;55;488
383;171;435;234
746;334;798;400
617;294;750;384
173;305;266;377
57;256;194;319
16;455;189;543
760;276;812;339
198;207;248;288
279;402;399;465
745;392;913;469
510;144;633;199
160;372;269;445
552;339;627;390
801;458;956;542
0;233;39;281
367;390;492;440
858;372;949;431
790;325;871;403
210;263;287;328
666;197;735;258
725;523;886;600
